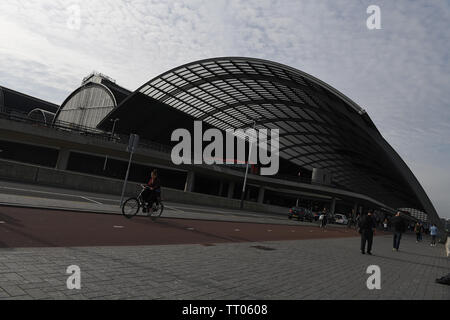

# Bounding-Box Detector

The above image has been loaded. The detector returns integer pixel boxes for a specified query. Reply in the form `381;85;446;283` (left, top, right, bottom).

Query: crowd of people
314;207;441;253
314;207;448;285
354;210;440;254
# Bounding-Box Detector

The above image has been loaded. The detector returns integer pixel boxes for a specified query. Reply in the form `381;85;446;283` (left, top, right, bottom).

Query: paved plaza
0;181;448;300
0;234;448;300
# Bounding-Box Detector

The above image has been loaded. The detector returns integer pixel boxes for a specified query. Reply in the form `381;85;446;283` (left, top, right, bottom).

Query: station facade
0;58;443;228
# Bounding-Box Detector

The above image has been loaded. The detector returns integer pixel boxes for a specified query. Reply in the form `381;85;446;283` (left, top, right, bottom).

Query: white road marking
167;204;241;215
165;205;185;213
166;204;283;220
113;225;124;228
0;185;76;197
80;196;102;205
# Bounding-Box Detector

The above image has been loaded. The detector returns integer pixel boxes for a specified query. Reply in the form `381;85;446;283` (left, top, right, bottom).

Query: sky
0;0;449;218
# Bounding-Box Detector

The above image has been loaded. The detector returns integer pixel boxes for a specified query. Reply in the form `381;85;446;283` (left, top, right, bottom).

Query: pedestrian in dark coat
391;212;407;251
358;211;377;255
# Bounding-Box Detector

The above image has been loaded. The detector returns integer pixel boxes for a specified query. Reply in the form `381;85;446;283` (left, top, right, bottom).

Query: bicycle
122;185;164;220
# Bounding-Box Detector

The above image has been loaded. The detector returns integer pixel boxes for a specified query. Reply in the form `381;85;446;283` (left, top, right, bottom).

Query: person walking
358;211;377;255
318;208;328;228
414;222;422;243
430;224;438;246
383;218;388;231
391;211;407;251
346;210;352;229
323;210;328;228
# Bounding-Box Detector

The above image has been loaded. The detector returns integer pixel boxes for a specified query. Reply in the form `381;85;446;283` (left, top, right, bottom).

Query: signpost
120;133;139;207
240;120;257;210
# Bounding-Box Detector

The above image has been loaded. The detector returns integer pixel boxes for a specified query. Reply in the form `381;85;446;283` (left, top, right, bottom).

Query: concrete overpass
0;116;396;214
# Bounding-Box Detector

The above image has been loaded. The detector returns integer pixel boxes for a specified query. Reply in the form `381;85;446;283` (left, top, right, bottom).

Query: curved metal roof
99;57;441;225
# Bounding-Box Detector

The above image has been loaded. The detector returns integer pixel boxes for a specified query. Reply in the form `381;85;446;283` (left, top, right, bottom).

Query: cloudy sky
0;0;449;218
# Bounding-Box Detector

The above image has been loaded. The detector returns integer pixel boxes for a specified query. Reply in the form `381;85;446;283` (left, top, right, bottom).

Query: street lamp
103;118;120;171
240;119;257;210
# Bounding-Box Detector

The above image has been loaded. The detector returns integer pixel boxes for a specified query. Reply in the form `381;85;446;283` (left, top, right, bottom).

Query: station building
0;57;443;229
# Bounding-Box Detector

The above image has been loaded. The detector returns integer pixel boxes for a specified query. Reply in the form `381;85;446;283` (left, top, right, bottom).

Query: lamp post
103;118;119;171
240;119;257;210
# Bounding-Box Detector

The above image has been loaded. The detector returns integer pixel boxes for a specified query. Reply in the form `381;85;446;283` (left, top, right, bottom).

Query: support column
55;149;70;170
257;186;265;204
330;197;336;215
353;202;358;219
227;181;235;199
218;181;224;197
184;171;195;192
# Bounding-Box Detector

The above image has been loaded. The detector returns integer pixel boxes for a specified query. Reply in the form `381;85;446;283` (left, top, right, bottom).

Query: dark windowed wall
0;140;58;167
66;152;187;190
193;173;222;196
264;189;297;208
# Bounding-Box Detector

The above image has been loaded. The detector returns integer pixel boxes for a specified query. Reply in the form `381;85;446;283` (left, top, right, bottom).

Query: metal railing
0;107;172;153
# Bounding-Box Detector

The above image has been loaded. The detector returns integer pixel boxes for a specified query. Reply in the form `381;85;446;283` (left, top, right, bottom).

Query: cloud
0;0;449;217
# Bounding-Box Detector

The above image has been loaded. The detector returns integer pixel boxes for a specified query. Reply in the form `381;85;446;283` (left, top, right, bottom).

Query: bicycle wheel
122;197;140;219
149;202;164;220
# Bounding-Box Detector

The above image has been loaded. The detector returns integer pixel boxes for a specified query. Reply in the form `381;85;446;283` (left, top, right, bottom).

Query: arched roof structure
53;81;118;130
98;57;441;226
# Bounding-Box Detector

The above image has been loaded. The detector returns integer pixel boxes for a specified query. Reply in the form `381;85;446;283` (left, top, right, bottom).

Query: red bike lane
0;205;369;248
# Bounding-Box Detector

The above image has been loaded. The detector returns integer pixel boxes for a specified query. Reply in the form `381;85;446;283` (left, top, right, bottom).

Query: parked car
288;207;314;222
333;213;348;225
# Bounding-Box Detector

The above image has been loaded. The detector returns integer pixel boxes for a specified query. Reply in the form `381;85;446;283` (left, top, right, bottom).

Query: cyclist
142;169;161;213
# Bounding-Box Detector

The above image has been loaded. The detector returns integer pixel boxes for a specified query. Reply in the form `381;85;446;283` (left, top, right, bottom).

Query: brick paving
0;234;448;300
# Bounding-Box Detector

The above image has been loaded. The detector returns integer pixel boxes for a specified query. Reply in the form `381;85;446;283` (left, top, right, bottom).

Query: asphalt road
0;180;290;221
0;205;364;248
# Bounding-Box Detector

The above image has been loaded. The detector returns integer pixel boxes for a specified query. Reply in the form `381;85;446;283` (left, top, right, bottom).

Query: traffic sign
127;134;139;152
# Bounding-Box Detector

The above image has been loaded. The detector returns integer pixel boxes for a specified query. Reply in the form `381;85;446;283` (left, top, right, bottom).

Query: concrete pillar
227;181;235;199
218;181;224;197
184;171;195;192
55;149;70;170
257;186;265;204
330;197;336;215
353;203;358;219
